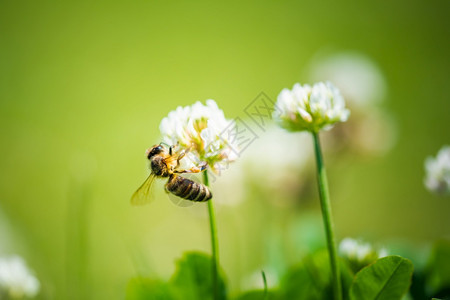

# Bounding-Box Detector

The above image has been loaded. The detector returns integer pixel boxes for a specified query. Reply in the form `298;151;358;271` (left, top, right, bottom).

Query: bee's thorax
151;156;170;177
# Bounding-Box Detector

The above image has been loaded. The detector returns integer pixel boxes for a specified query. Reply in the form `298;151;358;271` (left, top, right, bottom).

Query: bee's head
145;144;165;159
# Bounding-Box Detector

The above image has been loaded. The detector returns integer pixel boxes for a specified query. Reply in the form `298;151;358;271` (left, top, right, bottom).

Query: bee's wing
131;173;157;205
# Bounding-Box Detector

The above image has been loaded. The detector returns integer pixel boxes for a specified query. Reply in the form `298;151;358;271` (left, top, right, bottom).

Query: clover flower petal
159;99;238;173
0;256;40;299
273;81;350;132
424;145;450;195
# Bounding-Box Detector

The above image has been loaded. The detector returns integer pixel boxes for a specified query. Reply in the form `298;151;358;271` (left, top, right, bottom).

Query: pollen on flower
273;81;350;133
159;99;238;174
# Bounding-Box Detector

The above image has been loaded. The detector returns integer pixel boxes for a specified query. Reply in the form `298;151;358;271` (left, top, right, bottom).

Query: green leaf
126;278;177;300
349;255;414;300
409;272;428;300
170;251;227;300
233;290;276;300
279;251;330;300
279;250;354;300
341;258;356;300
426;240;450;297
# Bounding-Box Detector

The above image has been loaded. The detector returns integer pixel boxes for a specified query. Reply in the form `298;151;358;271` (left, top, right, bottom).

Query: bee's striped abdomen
167;175;212;202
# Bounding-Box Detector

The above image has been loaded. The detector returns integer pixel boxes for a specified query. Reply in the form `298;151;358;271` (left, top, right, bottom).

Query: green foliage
409;240;450;299
170;251;227;300
124;250;425;300
126;278;177;300
426;240;450;298
126;252;227;300
278;250;353;300
409;271;428;300
386;240;450;300
343;251;384;275
349;255;413;300
234;290;276;300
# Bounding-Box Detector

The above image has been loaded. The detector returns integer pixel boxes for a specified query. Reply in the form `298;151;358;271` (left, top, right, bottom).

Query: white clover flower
273;82;350;133
159;99;238;173
339;238;371;261
424;145;450;195
339;238;387;272
0;256;40;299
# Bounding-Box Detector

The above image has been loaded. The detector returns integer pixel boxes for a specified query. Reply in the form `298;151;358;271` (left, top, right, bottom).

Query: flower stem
312;132;342;300
203;171;219;300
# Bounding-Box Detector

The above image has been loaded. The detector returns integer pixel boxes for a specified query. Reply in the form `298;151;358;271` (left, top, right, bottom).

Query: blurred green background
0;0;449;299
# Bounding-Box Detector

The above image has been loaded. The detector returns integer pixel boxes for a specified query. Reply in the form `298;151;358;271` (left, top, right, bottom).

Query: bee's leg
172;145;194;170
175;150;187;167
176;145;199;169
184;144;192;154
174;162;207;174
166;141;181;156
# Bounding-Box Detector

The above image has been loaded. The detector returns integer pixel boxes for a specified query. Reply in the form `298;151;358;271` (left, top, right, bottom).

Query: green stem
204;171;219;300
261;270;268;300
312;131;342;300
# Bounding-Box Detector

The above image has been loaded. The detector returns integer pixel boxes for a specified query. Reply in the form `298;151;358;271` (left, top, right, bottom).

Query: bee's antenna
159;142;170;147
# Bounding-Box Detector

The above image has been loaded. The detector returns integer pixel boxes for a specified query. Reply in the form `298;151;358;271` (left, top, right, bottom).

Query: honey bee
131;143;212;205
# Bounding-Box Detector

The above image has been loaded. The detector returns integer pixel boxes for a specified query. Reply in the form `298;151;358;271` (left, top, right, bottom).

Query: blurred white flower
209;163;246;207
159;100;238;173
350;109;397;155
339;238;387;272
0;256;39;299
320;107;397;157
249;125;316;206
273;82;350;133
241;124;311;181
340;238;375;261
207;125;314;207
424;145;450;195
308;52;387;107
306;51;397;157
